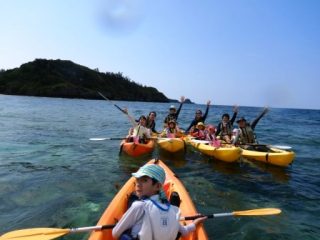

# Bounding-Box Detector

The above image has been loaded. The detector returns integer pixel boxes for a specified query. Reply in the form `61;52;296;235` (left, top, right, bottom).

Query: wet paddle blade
0;228;70;240
233;208;281;216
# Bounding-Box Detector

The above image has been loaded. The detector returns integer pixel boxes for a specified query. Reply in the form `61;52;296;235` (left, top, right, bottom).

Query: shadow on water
157;149;187;168
239;158;292;183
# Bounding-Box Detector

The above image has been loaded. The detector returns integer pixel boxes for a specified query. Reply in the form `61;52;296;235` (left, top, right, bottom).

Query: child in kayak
205;125;221;147
112;164;207;240
124;108;151;143
160;120;183;138
190;122;207;140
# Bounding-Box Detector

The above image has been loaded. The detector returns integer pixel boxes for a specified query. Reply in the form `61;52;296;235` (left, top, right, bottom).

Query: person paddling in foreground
215;105;238;143
186;100;211;133
123;108;151;143
163;96;186;127
112;164;207;240
233;107;269;148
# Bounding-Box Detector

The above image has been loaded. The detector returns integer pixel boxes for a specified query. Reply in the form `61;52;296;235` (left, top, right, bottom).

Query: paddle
97;91;126;114
242;143;292;150
89;137;158;141
0;208;281;240
181;208;281;220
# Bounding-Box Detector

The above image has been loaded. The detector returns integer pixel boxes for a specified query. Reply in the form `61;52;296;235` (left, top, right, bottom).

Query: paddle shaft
70;224;115;233
98;92;126;114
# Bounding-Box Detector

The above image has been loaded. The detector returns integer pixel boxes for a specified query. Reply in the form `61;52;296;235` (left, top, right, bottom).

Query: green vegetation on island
0;59;172;102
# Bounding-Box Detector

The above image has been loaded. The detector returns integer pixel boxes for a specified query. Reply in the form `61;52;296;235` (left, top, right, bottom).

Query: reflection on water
240;158;291;183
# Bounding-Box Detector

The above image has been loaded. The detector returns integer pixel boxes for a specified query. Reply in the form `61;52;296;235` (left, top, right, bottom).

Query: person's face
209;128;215;134
169;108;176;114
135;176;160;198
198;125;205;130
140;118;147;126
238;120;246;127
222;116;229;123
195;111;202;119
149;112;156;120
169;123;175;129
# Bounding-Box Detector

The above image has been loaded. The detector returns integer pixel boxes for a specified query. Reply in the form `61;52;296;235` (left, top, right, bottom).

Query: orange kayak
120;139;155;157
89;159;208;240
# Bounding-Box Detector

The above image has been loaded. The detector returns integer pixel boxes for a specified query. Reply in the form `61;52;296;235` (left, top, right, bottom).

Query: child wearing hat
190;122;207;140
112;164;206;240
160;120;183;138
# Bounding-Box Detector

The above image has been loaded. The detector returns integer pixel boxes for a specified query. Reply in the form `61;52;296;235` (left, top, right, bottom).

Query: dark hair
151;178;159;185
139;115;147;121
222;113;230;119
149;111;157;117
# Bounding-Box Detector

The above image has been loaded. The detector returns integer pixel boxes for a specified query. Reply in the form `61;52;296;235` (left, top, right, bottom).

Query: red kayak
120;139;155;157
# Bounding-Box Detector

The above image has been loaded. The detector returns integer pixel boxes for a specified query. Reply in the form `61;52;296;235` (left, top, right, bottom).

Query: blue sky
1;0;319;109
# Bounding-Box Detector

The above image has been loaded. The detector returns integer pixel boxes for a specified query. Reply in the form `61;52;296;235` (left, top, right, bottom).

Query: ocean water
0;94;319;240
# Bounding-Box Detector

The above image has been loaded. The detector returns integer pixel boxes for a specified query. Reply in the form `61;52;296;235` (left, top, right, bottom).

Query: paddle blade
0;228;70;240
233;208;281;216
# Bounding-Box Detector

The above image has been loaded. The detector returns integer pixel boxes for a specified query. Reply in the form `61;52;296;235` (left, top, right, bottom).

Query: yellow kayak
157;137;186;153
187;138;242;163
241;146;295;167
89;159;208;240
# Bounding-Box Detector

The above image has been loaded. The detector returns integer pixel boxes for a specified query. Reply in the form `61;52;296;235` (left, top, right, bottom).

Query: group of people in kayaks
104;98;270;240
123;96;269;148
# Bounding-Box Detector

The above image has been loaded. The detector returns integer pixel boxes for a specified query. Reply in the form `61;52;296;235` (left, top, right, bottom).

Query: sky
0;0;319;109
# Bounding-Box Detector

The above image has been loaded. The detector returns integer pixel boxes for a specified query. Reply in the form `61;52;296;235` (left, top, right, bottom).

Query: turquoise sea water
0;94;319;239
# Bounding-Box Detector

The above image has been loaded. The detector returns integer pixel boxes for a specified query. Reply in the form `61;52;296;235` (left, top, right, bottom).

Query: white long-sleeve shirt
112;195;196;240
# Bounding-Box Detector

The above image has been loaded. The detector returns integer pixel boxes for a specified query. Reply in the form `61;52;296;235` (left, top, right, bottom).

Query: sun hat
196;122;205;127
132;164;166;184
169;105;176;110
236;117;246;123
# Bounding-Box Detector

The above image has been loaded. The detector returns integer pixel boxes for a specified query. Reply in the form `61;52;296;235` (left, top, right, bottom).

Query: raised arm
176;96;186;120
251;107;269;130
230;105;238;125
123;108;138;127
202;100;211;122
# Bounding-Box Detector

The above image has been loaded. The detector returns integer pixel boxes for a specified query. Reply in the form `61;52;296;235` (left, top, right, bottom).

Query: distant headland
0;59;194;103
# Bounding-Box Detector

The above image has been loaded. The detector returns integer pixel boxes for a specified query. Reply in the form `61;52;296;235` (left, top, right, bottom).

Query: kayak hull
89;159;208;240
241;147;295;167
186;138;242;162
157;138;185;153
120;140;155;157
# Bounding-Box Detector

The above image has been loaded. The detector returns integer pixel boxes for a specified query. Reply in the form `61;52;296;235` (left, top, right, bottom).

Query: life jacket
139;197;180;240
191;129;206;140
239;125;256;144
165;128;177;138
218;122;232;137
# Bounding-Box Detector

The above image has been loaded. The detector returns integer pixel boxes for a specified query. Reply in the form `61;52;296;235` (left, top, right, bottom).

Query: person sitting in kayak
205;125;221;147
190;122;207;140
186;100;211;133
163;96;185;127
124;108;151;143
160;120;183;138
112;164;207;240
215;105;238;143
146;111;159;134
234;107;269;147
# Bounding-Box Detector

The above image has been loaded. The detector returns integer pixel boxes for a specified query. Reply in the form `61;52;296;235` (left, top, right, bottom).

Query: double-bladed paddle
0;208;281;240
